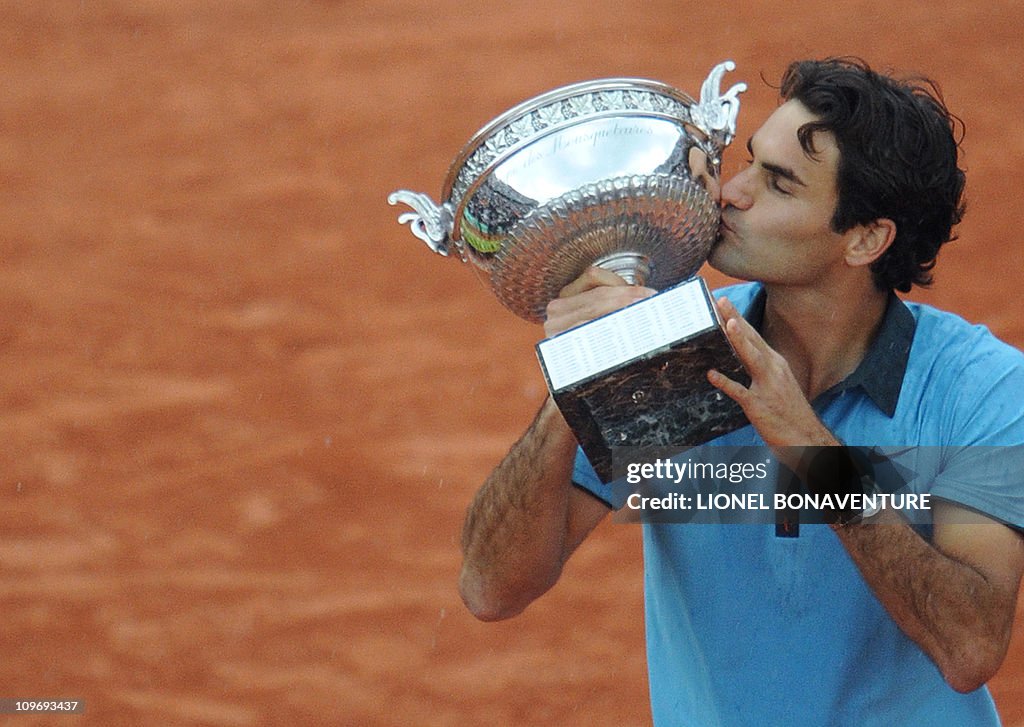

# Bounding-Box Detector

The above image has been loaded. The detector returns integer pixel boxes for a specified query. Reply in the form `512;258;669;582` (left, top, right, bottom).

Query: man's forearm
832;514;1019;693
783;444;1020;691
459;398;581;621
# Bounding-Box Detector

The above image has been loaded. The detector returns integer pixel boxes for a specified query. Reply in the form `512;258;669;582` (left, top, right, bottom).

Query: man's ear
845;218;896;268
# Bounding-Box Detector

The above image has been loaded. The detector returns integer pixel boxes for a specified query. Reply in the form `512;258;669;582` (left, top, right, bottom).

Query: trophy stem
594;251;651;286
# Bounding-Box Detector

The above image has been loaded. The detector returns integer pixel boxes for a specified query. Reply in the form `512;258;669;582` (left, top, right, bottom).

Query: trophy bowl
389;61;746;323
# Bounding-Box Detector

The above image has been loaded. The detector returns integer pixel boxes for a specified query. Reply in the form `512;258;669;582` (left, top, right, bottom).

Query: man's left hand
708;296;835;453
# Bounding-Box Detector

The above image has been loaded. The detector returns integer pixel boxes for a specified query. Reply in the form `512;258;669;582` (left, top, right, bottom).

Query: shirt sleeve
927;333;1024;529
571;446;622;509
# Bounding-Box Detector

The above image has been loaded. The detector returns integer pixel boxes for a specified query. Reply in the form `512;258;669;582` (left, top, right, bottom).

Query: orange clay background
1;2;1022;725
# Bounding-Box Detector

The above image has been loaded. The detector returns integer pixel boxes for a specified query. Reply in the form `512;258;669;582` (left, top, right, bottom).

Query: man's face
709;99;848;286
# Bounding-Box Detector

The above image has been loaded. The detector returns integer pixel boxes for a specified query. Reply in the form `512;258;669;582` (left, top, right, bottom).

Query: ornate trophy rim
440;78;706;242
442;79;698;194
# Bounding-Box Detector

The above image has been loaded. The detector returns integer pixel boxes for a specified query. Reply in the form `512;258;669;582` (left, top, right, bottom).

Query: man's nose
720;168;753;210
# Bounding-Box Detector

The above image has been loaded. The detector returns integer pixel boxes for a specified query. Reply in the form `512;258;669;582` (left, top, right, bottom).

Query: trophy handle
691;61;747;154
387;190;456;256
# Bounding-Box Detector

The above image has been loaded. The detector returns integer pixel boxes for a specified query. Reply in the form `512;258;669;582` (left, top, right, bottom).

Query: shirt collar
741;287;916;418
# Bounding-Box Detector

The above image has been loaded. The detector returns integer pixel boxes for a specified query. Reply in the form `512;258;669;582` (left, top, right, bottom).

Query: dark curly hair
779;58;966;292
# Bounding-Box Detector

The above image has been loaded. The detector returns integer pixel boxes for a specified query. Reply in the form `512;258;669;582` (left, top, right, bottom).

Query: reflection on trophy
388;61;746;323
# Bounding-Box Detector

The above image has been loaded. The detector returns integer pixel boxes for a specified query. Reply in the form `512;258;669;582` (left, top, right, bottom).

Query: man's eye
769;176;791;196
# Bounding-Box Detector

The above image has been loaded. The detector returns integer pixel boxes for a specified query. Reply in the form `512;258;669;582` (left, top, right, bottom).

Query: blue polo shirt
572;282;1024;726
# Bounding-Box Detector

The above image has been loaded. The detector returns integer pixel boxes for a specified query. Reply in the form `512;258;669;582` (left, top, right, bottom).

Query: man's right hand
543;266;657;338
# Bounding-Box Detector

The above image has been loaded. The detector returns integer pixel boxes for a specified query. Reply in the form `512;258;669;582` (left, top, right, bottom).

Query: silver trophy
388;61;746;323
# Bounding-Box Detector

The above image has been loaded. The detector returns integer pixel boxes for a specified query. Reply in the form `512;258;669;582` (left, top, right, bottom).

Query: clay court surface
1;1;1023;725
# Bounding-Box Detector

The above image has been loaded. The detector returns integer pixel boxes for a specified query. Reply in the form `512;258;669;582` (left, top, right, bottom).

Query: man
459;58;1024;725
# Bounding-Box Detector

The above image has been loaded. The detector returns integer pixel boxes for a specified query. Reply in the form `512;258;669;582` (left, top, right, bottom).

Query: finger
715;295;741;322
716;297;774;367
724;315;771;374
544;285;654;336
559;266;634;298
716;297;761;342
707;368;749;407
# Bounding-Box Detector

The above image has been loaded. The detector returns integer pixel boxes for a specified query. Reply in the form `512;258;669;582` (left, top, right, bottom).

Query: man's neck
760;279;889;402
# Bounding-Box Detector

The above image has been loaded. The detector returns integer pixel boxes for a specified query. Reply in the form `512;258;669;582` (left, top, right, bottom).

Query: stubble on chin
707;233;731;273
707;234;755;282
